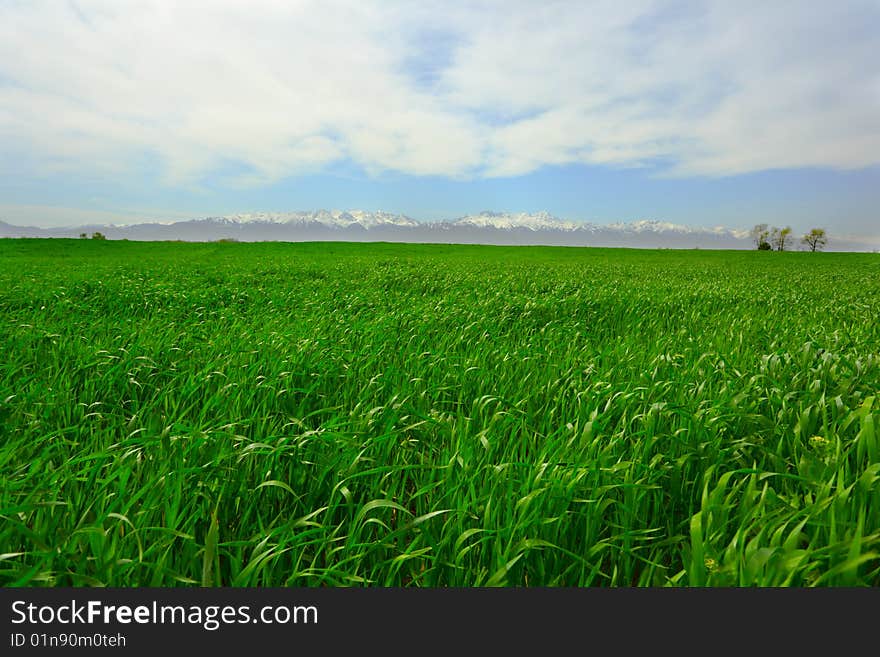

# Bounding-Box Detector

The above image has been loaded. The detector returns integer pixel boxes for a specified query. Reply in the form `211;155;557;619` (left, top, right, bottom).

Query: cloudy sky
1;0;878;237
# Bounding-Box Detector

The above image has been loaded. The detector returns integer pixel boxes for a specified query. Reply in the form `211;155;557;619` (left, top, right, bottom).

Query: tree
750;224;771;250
802;228;827;252
771;226;792;251
91;231;106;240
79;232;87;239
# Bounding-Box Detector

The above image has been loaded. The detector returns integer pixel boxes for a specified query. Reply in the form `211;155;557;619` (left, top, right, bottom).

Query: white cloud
0;0;877;184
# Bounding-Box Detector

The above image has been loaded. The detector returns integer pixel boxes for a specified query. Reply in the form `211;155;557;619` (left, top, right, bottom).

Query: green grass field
1;239;879;586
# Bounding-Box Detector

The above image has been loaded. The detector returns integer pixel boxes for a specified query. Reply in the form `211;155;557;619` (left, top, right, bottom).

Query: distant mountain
206;210;420;229
450;211;583;231
418;212;753;249
0;212;874;251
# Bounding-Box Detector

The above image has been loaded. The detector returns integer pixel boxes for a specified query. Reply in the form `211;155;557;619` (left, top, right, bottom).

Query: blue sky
0;1;878;239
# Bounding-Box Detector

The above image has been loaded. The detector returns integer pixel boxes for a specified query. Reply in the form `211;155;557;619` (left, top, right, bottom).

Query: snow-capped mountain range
450;211;583;231
0;210;869;250
209;210;420;228
192;210;746;237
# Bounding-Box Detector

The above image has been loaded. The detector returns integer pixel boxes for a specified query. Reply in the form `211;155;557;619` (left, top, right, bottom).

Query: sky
0;0;878;239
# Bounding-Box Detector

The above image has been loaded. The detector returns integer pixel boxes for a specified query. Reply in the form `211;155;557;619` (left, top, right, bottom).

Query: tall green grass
1;239;878;586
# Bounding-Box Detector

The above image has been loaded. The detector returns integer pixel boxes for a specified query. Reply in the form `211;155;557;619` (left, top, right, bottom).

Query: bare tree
750;224;771;250
802;228;827;252
771;226;792;251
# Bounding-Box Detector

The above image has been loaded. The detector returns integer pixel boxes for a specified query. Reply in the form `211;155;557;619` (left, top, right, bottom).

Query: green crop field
1;238;879;587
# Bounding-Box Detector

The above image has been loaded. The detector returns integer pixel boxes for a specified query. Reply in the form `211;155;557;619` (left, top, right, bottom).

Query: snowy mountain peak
608;219;750;239
452;211;582;231
201;210;418;228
